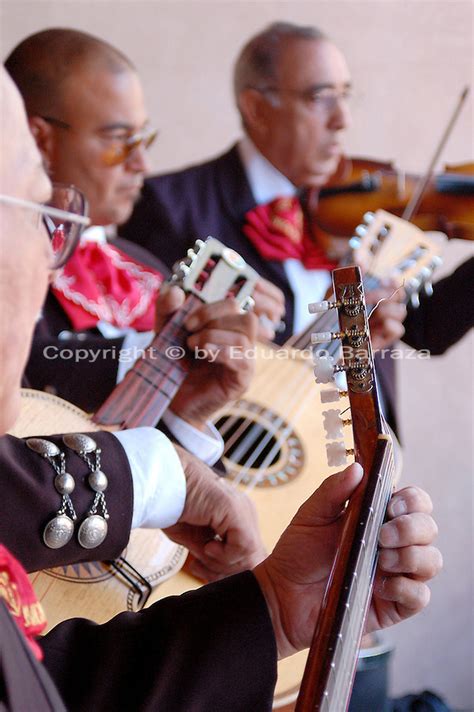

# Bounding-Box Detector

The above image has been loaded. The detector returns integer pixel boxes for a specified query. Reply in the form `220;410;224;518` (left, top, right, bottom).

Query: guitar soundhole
215;399;304;487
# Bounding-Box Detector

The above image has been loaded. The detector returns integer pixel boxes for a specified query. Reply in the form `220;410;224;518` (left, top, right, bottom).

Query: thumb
155;284;186;332
295;463;364;526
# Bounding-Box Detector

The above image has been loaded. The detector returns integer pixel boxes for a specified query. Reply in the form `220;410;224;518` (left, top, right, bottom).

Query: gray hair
233;21;327;109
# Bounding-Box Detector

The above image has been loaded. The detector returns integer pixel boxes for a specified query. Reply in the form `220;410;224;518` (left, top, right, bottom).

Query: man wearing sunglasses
5;30;284;473
0;66;442;712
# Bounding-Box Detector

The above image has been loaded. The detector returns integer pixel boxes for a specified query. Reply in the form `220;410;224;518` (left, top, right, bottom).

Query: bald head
5;28;135;117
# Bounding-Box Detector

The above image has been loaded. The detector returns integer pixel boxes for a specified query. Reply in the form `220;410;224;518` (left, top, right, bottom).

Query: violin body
312;156;474;241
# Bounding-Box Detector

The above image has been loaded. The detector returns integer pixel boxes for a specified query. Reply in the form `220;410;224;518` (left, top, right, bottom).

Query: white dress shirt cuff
112;427;186;529
162;410;224;466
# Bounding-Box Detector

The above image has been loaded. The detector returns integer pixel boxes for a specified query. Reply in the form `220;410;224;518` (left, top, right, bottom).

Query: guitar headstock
310;265;384;474
349;209;445;306
169;237;258;309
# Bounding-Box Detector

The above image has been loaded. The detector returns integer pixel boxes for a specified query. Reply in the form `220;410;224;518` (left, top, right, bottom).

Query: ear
238;89;272;138
28;116;55;169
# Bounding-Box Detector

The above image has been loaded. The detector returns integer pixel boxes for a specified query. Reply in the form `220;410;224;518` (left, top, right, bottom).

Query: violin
309;156;474;241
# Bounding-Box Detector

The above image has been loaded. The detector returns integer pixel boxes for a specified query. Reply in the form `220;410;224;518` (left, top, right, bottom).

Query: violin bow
402;85;470;221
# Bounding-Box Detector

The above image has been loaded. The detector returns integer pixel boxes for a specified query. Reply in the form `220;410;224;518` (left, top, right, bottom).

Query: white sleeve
161;410;224;466
112;427;186;529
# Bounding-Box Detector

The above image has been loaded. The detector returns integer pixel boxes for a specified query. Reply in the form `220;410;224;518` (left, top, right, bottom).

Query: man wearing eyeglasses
0;65;443;712
120;21;412;437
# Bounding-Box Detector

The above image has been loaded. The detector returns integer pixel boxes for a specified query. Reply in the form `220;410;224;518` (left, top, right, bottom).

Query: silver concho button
88;469;108;492
26;438;60;457
43;514;74;549
54;472;75;494
77;515;108;549
63;433;97;453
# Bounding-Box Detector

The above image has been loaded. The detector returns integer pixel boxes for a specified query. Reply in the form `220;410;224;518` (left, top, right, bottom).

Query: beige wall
2;1;473;709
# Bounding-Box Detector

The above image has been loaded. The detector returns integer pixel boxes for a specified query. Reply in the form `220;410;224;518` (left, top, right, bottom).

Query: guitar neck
93;294;199;429
296;436;394;711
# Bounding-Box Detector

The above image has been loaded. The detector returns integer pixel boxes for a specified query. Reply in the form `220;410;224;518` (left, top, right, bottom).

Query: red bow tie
51;241;164;331
243;196;337;270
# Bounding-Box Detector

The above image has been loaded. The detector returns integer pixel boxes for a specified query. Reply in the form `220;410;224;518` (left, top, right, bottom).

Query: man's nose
125;142;150;173
328;97;352;131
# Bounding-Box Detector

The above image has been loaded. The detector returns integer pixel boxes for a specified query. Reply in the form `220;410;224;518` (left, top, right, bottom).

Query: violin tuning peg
349;236;361;250
311;331;335;344
326;442;355;467
313;355;336;384
323;409;344;439
363;211;375;224
308;300;335;314
320;388;348;403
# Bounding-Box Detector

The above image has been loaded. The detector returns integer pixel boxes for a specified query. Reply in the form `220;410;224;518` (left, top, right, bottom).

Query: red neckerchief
0;544;47;660
51;241;164;331
243;196;337;270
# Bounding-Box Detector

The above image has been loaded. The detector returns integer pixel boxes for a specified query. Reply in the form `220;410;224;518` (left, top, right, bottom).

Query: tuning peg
311;331;337;344
313;355;346;384
320;388;348;403
363;212;375;224
349;236;361;250
431;255;443;268
187;248;197;260
194;239;206;251
313;355;336;383
410;292;420;309
326;442;355;467
176;263;191;277
323;409;352;439
406;276;421;292
308;300;337;314
423;280;433;297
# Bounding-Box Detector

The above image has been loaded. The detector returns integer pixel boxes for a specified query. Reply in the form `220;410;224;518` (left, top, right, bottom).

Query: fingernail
389;497;407;518
380;550;399;569
380;523;398;547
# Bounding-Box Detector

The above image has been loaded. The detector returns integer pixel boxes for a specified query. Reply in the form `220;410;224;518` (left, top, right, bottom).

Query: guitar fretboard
317;435;394;712
93;295;199;429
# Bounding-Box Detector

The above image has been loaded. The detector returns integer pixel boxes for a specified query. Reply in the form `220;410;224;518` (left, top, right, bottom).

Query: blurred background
1;1;473;709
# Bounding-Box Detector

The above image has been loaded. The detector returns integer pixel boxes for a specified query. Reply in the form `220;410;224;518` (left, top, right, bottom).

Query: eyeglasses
41;116;158;166
255;86;352;114
0;183;90;269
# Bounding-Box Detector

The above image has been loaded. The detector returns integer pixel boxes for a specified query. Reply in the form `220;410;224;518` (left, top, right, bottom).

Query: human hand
253;464;441;659
164;445;266;581
252;278;286;341
366;281;407;350
155;285;258;429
